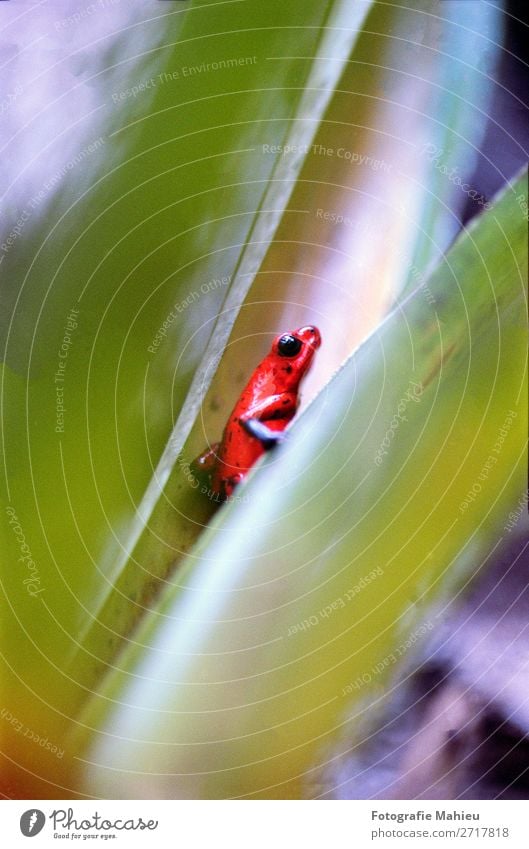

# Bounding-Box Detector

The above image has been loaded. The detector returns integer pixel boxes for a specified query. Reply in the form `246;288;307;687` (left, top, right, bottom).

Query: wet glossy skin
194;325;321;500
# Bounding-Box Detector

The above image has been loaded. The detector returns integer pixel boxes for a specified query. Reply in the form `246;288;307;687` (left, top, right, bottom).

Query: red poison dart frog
193;325;321;500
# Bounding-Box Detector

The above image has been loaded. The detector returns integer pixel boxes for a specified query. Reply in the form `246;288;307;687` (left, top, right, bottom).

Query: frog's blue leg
241;418;285;451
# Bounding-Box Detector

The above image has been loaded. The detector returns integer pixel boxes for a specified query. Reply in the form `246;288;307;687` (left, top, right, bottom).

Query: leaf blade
82;171;528;799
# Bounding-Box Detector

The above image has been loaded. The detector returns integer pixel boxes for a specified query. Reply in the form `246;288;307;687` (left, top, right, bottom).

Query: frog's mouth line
296;325;322;350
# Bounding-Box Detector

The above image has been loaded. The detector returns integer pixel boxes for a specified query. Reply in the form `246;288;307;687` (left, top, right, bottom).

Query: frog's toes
223;473;244;499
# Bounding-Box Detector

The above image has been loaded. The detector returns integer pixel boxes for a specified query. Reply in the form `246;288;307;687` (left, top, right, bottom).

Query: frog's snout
297;325;322;349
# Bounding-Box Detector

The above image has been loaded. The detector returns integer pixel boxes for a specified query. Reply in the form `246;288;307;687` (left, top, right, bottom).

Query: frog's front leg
241;418;285;450
240;393;297;451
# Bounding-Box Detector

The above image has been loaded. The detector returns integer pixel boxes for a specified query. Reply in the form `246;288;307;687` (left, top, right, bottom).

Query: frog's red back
212;326;321;497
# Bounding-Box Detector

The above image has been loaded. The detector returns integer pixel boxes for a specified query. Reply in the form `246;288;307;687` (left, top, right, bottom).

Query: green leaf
403;0;503;283
0;0;373;796
81;172;528;799
213;0;503;404
0;0;509;798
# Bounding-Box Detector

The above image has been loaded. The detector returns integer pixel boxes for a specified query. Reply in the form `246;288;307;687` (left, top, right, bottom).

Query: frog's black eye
277;334;302;357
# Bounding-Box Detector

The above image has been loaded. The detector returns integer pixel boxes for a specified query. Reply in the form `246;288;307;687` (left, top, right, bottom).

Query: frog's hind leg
192;443;220;471
191;443;220;484
241;418;285;451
